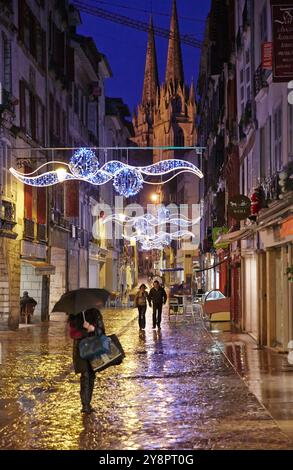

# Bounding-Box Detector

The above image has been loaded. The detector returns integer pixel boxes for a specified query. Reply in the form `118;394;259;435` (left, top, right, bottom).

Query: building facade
0;0;130;329
197;0;293;351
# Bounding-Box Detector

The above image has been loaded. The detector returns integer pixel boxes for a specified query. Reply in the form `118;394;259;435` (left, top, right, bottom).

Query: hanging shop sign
262;42;273;69
227;195;251;220
271;2;293;82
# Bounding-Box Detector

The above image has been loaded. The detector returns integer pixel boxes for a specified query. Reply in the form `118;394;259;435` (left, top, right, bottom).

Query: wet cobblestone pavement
0;308;292;450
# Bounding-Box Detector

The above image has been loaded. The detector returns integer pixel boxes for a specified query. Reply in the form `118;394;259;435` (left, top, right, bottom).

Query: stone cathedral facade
132;0;197;177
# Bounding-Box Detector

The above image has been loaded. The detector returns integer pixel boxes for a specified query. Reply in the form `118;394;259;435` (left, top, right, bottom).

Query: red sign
262;42;273;69
272;3;293;82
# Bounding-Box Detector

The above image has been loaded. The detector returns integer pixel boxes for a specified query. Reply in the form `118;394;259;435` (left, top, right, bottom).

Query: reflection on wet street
0;308;292;450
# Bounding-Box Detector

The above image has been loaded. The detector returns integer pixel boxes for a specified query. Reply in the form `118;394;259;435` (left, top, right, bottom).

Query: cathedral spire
165;0;184;85
142;15;159;106
189;78;195;103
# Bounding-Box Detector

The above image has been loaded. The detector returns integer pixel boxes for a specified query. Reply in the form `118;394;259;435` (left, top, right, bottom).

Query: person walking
20;291;37;324
68;307;105;414
135;284;149;330
148;280;167;329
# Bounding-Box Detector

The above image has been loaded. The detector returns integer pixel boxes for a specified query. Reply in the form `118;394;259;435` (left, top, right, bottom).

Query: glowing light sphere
113;168;143;197
69;148;99;179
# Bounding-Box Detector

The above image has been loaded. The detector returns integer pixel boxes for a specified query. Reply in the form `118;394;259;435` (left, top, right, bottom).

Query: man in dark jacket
148;280;167;329
20;291;37;324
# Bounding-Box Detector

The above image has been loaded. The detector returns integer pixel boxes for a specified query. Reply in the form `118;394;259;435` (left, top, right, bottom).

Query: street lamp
150;192;159;203
56;167;67;182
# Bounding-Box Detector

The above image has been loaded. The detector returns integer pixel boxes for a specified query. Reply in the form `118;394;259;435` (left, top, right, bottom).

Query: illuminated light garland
9;149;203;198
141;159;203;178
9;167;75;186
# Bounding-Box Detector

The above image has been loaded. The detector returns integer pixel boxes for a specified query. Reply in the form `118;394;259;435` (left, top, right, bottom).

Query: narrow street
0;308;292;450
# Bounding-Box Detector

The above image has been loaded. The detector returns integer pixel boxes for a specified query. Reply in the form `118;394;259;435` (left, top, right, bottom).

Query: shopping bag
90;334;125;373
79;334;110;360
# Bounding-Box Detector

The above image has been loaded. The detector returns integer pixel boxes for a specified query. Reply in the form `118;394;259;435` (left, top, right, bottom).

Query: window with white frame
245;47;251;102
273;105;282;171
0;141;13;200
260;3;268;44
2;32;12;94
247;151;253;194
240;68;245;114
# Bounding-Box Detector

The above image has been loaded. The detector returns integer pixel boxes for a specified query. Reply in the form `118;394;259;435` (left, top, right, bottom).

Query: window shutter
65;181;79;218
18;0;25;42
31;93;36;140
37;187;46;224
66;46;75;82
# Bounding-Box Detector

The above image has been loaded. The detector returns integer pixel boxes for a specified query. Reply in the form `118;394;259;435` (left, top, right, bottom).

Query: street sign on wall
227;195;251;220
272;2;293;82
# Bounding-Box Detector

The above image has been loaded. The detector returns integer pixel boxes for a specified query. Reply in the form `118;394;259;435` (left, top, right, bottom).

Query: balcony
51;210;71;231
0;88;17;119
254;64;269;98
0;200;17;237
24;218;35;239
0;0;13;16
37;223;47;243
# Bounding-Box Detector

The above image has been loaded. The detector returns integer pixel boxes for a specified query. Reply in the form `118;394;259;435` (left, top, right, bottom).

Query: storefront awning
215;227;253;245
22;259;56;275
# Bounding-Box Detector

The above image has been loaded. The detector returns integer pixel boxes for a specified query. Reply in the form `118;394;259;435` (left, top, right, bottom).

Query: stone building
0;0;130;329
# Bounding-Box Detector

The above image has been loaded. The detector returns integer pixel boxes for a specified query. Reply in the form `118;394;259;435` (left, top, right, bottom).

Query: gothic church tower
133;0;197;172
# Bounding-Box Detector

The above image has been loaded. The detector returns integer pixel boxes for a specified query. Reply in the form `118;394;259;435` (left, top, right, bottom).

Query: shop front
257;194;293;351
20;240;55;322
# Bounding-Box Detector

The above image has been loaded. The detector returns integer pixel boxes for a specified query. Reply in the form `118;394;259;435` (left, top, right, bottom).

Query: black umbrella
52;288;110;315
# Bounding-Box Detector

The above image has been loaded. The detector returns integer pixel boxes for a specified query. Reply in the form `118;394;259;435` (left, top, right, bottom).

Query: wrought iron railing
37;223;46;242
24;218;35;239
0;200;16;232
254;64;269;97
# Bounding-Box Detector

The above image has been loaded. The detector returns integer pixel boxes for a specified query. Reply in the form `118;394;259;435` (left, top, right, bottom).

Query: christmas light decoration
103;210;200;228
113;167;144;197
123;229;195;243
9;147;204;197
69;148;99;178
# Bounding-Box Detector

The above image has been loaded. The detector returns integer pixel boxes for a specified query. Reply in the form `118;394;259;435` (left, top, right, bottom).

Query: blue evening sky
78;0;211;114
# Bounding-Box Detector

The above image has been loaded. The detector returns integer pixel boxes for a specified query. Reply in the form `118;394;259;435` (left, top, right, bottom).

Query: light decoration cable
10;148;203;198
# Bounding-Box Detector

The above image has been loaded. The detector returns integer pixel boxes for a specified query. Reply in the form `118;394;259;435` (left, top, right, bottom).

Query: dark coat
148;286;167;306
69;309;105;374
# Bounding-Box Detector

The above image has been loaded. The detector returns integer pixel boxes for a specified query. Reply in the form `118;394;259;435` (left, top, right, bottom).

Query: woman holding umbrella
52;288;109;414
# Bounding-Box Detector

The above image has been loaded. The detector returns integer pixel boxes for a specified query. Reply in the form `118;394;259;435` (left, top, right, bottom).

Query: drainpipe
45;4;52;320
